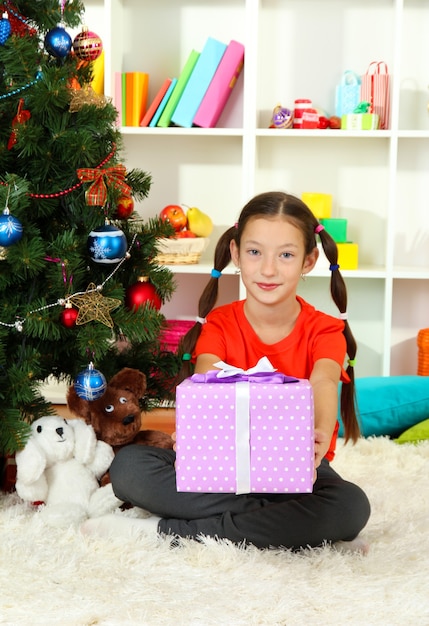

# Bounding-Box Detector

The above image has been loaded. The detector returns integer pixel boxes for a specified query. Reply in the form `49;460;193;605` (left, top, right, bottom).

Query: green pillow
337;376;429;438
395;418;429;444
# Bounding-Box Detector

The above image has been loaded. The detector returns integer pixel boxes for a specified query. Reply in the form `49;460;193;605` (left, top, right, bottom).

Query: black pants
110;445;370;550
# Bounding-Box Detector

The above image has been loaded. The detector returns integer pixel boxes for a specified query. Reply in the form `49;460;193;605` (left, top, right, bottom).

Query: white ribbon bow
213;356;277;379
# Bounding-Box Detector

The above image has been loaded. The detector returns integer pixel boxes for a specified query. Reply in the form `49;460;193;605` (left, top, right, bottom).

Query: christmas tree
0;0;179;455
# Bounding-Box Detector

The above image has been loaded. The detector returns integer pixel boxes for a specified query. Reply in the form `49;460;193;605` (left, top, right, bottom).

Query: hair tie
329;264;340;271
314;224;325;234
339;312;348;320
195;316;206;325
211;269;222;278
234;222;238;229
182;353;192;361
348;358;356;367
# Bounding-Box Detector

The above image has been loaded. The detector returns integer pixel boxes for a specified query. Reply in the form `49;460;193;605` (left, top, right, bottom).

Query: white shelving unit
84;0;429;379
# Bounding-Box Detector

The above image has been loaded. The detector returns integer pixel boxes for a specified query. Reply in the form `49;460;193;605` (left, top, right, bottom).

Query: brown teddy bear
67;367;174;483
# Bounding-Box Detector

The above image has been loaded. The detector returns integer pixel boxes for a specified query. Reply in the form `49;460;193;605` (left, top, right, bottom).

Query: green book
121;73;127;126
157;49;200;127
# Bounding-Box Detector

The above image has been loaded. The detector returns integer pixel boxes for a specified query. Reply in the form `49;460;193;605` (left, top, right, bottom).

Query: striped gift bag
361;61;391;129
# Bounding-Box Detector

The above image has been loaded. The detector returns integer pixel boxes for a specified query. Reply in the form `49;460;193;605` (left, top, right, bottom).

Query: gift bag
335;70;361;116
360;61;391;129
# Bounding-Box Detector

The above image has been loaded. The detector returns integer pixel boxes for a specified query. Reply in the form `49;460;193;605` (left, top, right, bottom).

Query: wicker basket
155;237;210;265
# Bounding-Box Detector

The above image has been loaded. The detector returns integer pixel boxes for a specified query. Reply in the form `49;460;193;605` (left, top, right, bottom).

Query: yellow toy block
337;242;358;270
301;192;332;219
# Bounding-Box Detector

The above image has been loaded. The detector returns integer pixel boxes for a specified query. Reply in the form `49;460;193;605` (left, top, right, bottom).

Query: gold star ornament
69;86;110;113
68;283;121;328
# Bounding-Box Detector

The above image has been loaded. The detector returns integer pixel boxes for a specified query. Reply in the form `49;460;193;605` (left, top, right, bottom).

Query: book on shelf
113;72;149;127
157;49;200;127
171;37;227;128
125;73;134;125
114;71;122;126
140;77;173;127
125;72;149;126
121;73;127;125
193;40;245;129
149;78;178;127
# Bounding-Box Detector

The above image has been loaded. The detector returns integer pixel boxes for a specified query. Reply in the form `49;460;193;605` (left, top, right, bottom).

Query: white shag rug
0;437;428;626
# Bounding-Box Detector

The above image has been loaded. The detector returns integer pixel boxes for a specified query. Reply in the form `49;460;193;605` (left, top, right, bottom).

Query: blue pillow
337;376;429;438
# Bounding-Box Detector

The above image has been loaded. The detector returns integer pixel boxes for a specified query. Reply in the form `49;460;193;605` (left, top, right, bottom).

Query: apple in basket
159;205;187;232
175;229;197;238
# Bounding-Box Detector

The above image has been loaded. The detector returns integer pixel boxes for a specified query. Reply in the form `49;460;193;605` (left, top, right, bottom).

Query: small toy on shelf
303;193;360;270
341;101;380;130
269;103;341;130
270;104;293;129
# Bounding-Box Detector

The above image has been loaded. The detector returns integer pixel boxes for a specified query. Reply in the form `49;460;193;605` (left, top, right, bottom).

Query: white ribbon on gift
213;357;277;494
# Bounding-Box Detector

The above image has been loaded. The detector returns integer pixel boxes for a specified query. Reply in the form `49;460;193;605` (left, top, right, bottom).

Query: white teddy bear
15;415;122;527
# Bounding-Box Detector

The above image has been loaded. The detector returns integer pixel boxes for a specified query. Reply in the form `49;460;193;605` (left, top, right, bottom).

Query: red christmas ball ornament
60;305;79;328
114;195;134;219
72;26;103;61
125;277;162;311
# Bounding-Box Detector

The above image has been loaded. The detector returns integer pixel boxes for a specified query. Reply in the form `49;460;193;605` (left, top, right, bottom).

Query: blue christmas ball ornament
0;210;23;246
0;12;12;45
87;224;127;264
44;25;72;58
74;363;107;401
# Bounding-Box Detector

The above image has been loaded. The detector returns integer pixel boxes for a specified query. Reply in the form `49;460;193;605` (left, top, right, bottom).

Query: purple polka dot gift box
175;358;314;495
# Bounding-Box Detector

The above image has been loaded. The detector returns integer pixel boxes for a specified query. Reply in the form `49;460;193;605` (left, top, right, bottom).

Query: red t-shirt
195;296;349;461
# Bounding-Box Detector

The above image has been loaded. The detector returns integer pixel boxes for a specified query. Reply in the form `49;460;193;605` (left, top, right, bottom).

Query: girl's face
230;216;318;306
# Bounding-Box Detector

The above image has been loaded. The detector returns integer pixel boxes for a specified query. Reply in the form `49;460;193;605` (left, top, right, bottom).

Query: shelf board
119;127;405;140
161;262;238;275
311;267;387;279
392;267;429;279
120;126;244;137
397;130;429;139
162;264;389;279
256;129;392;139
162;265;429;280
119;128;429;140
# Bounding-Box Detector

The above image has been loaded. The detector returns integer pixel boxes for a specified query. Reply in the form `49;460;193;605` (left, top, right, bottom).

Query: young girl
83;191;371;552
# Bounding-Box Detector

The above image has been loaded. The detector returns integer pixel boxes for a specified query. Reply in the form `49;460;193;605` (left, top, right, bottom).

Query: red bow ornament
76;165;131;206
8;98;31;150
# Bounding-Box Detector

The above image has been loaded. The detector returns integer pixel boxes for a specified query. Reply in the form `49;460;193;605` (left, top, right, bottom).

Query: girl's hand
314;428;330;471
172;431;177;470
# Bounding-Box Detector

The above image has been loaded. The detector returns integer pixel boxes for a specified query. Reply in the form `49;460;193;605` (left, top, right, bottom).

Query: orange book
124;72;149;126
124;73;133;126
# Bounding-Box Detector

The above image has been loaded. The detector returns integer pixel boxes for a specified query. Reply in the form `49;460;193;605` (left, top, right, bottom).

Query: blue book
149;78;178;127
171;37;227;128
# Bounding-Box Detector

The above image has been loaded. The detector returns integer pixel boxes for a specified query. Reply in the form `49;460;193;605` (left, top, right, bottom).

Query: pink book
193;40;244;128
140;78;172;127
113;71;122;126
